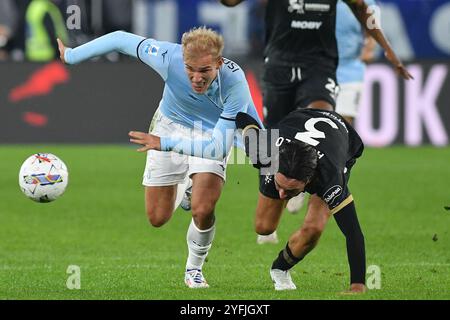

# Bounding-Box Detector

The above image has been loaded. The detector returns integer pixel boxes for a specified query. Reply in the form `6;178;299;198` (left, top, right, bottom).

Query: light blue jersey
64;31;262;160
336;0;376;83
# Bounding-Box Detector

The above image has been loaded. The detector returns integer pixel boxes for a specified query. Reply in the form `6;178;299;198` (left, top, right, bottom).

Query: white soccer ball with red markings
18;153;69;203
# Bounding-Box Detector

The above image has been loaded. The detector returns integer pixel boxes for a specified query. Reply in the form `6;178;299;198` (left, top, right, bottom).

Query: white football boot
286;193;306;214
270;269;297;291
256;231;279;245
185;269;209;288
180;182;193;211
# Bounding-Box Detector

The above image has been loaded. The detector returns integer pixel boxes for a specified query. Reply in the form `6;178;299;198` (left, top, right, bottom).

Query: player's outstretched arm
57;31;145;65
129;118;236;161
346;0;413;80
219;0;245;7
333;199;367;293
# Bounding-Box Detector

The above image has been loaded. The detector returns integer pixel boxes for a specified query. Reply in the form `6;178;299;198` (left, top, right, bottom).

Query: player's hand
384;49;414;80
340;283;367;295
57;38;66;64
128;131;161;152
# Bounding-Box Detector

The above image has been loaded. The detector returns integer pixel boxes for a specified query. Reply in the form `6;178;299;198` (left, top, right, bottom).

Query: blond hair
181;26;224;60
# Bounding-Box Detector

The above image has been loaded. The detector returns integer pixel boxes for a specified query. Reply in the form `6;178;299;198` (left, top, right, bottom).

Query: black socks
271;243;302;271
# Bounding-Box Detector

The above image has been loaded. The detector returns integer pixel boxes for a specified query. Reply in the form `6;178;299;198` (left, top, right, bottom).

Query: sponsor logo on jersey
288;0;305;14
305;3;330;12
323;185;342;205
291;20;323;30
318;111;348;133
144;44;159;56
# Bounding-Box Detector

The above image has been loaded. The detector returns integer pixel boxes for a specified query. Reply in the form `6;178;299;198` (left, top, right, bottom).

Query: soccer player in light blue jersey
57;27;262;289
336;0;377;124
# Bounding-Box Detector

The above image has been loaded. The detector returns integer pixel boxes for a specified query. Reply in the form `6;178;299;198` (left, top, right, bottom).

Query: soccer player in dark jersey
221;0;412;240
236;105;366;292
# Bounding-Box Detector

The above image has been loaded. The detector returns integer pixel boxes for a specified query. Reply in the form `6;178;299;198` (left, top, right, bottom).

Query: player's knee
146;208;170;228
300;224;324;243
255;221;276;235
191;202;215;220
147;215;166;228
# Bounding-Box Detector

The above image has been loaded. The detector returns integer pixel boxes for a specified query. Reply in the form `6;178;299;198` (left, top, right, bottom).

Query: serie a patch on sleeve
144;44;159;56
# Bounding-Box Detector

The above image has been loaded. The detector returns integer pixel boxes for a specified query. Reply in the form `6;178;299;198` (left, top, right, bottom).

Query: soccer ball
18;153;69;203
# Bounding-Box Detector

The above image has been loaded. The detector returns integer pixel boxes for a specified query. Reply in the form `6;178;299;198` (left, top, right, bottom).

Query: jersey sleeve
136;38;178;81
220;80;253;120
312;164;352;214
160;117;237;161
64;31;144;64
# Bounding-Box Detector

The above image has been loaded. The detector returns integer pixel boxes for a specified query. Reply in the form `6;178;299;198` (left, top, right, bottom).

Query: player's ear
217;56;224;69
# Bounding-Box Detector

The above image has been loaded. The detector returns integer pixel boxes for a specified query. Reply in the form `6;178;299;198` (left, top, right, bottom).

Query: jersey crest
288;0;305;14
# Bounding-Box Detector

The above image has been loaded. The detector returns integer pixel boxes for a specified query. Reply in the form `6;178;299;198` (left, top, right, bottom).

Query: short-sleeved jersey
336;0;376;83
264;0;339;69
259;108;364;211
136;38;261;131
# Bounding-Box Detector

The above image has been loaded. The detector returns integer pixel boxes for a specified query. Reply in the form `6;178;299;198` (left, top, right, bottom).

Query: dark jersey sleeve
306;158;352;213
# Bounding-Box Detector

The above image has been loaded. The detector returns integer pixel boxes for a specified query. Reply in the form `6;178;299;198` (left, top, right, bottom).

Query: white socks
186;219;216;270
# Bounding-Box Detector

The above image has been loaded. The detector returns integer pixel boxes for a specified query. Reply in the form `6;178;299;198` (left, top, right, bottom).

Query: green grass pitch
0;145;449;300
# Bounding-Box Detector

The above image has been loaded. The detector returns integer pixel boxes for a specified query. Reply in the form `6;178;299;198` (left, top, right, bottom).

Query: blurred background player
236;105;366;293
336;0;377;125
58;27;262;289
220;0;412;244
25;0;69;62
0;0;18;61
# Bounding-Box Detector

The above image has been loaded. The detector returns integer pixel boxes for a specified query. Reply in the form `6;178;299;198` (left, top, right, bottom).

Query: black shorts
262;64;338;127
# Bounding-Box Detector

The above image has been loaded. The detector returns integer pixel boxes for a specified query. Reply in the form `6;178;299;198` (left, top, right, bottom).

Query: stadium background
0;0;449;301
1;0;450;145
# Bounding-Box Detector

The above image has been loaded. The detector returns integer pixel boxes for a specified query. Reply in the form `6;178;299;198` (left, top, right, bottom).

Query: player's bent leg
255;193;284;245
145;185;177;227
254;193;284;235
184;172;223;288
190;172;223;229
142;146;189;226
